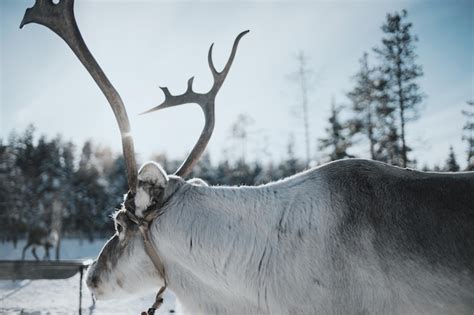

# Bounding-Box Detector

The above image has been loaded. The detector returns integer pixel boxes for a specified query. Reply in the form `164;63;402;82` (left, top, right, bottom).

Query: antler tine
21;0;138;193
208;30;249;96
142;30;249;178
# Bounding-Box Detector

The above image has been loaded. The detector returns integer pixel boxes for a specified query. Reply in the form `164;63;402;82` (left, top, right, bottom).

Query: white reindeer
21;1;474;314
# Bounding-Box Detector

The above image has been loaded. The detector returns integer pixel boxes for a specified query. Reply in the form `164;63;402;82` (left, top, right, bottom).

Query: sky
1;0;473;169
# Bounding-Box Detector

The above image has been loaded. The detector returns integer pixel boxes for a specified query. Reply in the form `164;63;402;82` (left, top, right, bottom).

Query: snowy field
0;239;178;314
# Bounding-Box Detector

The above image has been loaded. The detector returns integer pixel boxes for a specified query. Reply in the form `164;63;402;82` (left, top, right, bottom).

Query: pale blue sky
1;0;473;168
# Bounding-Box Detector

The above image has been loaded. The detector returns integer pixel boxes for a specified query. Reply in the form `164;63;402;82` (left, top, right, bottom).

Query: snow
0;239;178;314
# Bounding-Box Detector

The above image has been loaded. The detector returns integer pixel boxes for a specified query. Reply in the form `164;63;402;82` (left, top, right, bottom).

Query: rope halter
125;206;167;315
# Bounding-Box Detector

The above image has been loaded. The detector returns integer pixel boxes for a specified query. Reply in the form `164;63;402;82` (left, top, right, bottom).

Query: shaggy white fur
87;159;474;314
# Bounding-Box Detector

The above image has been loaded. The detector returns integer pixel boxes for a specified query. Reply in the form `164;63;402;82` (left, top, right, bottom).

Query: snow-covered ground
0;239;178;314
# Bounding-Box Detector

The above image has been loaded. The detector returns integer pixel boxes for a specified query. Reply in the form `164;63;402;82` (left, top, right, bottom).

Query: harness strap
138;224;167;282
127;210;168;315
143;286;166;315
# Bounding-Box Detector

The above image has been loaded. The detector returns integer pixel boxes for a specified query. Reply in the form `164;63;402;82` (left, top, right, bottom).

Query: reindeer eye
116;223;123;233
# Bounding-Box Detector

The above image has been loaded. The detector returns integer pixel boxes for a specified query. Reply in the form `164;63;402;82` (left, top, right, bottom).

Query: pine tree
0;136;27;245
347;53;395;161
462;101;474;170
318;99;354;162
374;10;424;167
12;126;42;237
53;140;75;259
375;118;403;166
278;134;305;178
1;127;79;249
73;141;109;240
194;153;216;184
216;159;232;186
444;146;460;172
347;53;378;159
229;114;254;163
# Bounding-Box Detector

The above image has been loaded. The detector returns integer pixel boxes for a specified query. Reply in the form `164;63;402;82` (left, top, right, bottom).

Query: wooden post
79;267;83;315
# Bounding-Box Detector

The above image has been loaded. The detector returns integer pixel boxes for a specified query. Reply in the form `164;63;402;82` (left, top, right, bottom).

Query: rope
126;209;168;315
142;286;167;315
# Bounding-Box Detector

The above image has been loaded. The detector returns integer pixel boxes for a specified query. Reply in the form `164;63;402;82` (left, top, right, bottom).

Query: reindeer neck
154;181;289;312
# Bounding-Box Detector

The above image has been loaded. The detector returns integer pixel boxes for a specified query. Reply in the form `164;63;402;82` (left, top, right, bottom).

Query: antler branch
142;30;249;177
21;0;138;193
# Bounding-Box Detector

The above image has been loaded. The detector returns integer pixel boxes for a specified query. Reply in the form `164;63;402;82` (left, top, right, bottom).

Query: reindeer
21;1;474;314
21;226;58;261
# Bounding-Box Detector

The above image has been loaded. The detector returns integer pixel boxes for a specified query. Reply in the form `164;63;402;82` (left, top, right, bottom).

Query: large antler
142;30;249;177
20;0;138;193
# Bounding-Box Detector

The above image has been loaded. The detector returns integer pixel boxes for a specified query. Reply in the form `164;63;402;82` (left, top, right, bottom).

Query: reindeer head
85;162;169;299
21;0;247;300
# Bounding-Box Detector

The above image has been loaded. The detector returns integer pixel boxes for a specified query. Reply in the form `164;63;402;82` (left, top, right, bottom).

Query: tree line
0;125;309;243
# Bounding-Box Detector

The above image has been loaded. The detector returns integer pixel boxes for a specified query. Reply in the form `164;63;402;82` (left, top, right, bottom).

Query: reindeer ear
138;161;168;187
134;162;168;214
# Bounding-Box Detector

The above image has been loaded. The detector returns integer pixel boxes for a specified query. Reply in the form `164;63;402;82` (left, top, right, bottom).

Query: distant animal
21;227;58;261
21;1;474;314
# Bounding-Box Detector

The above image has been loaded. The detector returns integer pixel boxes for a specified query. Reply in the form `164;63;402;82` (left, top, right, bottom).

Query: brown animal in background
21;227;58;261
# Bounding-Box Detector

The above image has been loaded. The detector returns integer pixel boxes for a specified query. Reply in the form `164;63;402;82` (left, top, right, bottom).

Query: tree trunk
396;47;407;167
367;107;376;160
